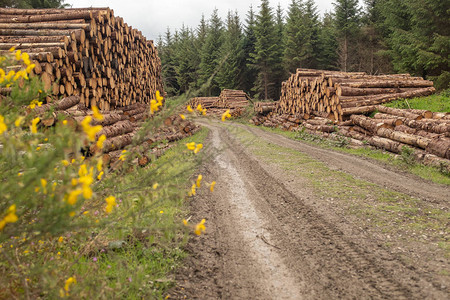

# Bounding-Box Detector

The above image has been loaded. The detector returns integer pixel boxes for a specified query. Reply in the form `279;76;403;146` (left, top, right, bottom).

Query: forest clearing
0;1;449;299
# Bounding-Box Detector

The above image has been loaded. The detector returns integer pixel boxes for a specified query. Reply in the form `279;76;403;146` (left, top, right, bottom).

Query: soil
171;121;449;299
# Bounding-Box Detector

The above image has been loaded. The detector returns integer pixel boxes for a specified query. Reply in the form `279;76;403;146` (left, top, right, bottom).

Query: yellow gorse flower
5;70;15;81
8;46;15;52
62;276;76;296
15;49;21;61
210;181;216;192
92;106;104;121
194;143;203;154
14;116;24;127
186;142;196;151
156;90;163;103
196;174;202;188
221;109;232;122
105;196;116;214
30;117;40;134
0;204;19;231
0;115;7;134
194;219;206;235
40;178;47;194
190;184;196;196
150;99;161;114
196;104;203;112
67;189;82;205
180;114;186;120
96;134;106;149
80;116;102;141
97;171;104;181
118;150;127;161
186;105;193;113
96;158;103;172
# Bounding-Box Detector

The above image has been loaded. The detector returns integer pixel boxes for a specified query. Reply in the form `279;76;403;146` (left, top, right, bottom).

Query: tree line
158;0;449;100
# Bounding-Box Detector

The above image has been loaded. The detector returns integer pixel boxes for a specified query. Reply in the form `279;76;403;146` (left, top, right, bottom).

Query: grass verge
384;90;450;112
253;125;450;185
0;127;209;299
74;127;209;299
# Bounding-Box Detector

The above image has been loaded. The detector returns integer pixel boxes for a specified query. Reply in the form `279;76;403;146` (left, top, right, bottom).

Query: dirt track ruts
172;121;449;299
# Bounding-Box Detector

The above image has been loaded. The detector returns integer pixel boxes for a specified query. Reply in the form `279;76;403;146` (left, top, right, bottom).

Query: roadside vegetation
0;50;213;298
384;90;450;112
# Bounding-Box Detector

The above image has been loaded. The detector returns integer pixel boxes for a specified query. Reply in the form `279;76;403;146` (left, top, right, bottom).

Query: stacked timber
188;97;219;109
277;68;435;121
253;101;276;115
216;89;250;109
32;95;199;166
0;7;163;110
252;105;450;171
187;89;251;118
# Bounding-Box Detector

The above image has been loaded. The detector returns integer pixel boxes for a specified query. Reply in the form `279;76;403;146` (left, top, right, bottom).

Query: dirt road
172;121;449;299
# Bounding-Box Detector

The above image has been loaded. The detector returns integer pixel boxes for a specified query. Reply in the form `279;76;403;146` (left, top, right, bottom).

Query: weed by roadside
0;48;214;298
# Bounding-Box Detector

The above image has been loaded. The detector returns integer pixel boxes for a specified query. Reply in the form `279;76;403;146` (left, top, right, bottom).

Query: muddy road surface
172;121;449;299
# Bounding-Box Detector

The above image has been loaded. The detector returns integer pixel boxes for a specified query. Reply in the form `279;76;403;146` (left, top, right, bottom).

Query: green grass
5;127;210;299
384;90;450;112
72;127;209;299
229;126;449;257
254;125;450;185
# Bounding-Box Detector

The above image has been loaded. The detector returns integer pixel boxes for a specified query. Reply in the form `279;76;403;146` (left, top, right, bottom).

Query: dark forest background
1;0;449;100
157;0;449;100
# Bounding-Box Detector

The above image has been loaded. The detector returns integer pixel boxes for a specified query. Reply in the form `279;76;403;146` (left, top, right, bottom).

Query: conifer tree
284;0;303;73
217;11;245;90
159;29;179;96
272;4;286;99
333;0;361;72
317;12;339;70
251;0;280;100
241;5;258;95
198;9;224;96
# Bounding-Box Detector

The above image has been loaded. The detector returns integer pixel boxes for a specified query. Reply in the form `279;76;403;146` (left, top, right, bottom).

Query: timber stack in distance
0;7;163;110
188;89;250;117
277;68;435;121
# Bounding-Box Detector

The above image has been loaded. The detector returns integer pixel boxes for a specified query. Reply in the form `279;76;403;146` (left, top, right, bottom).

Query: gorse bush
0;49;213;298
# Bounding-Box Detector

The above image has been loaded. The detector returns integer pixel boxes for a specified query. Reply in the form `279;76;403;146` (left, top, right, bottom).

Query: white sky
68;1;360;41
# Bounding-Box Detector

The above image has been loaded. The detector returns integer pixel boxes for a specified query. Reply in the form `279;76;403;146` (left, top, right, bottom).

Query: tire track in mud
172;122;448;299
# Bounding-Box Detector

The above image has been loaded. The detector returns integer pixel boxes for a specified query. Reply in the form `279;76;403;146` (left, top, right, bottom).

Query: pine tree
198;9;224;96
251;0;280;100
241;5;258;95
217;11;245;90
284;0;303;73
378;0;449;88
317;12;339;70
159;29;179;96
173;26;198;94
333;0;362;72
272;4;286;99
189;15;208;91
302;0;321;68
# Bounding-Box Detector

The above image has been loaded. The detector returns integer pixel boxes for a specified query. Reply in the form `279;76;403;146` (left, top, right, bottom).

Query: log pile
188;97;219;109
187;89;251;117
251;105;450;171
277;68;435;121
0;7;163;111
253;101;276;115
32;95;200;166
216;89;250;109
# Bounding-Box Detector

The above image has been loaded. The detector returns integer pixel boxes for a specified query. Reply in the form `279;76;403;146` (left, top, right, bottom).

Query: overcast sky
68;1;360;41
